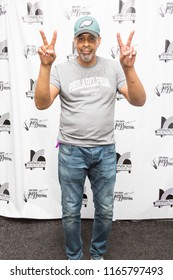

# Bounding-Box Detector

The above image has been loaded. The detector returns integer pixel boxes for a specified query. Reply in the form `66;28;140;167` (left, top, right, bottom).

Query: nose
83;39;89;47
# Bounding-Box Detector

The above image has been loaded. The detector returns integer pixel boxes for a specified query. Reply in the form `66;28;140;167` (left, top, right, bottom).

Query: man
35;16;146;260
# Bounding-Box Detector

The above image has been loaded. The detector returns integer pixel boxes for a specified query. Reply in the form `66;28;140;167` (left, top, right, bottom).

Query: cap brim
74;29;99;38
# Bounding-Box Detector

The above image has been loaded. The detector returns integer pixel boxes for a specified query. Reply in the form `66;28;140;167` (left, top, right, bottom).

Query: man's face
74;33;101;66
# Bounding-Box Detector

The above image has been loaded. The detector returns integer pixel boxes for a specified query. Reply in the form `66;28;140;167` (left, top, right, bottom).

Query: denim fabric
58;144;116;260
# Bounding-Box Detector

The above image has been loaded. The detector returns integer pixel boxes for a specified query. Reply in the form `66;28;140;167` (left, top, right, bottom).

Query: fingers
121;47;136;58
38;30;57;58
39;30;48;45
50;31;57;46
128;48;137;58
116;32;123;48
38;47;55;57
117;30;136;59
38;47;45;56
45;50;55;55
117;30;135;48
39;30;57;47
126;30;135;47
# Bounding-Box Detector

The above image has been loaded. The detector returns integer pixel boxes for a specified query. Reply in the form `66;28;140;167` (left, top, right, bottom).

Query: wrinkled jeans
58;144;116;260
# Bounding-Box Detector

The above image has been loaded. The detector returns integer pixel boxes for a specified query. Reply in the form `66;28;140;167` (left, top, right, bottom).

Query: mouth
81;49;91;55
82;51;91;55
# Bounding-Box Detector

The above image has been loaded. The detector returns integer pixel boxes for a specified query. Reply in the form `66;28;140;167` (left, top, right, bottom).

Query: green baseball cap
74;16;100;38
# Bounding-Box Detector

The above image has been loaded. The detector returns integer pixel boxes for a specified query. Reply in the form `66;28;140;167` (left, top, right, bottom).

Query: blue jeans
58;144;116;260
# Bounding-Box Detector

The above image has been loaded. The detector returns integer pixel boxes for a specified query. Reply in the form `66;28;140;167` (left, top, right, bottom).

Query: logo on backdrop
24;45;38;58
113;0;136;23
114;120;135;130
67;42;77;61
158;2;173;17
0;81;10;93
0;152;12;162
152;156;173;169
114;191;134;201
155;116;173;136
155;83;173;96
159;39;173;62
0;40;8;60
25;149;46;170
22;1;44;24
0;182;10;204
0;1;7;16
116;152;132;173
110;46;119;59
64;5;91;20
82;187;88;207
153;188;173;207
26;79;36;99
23;188;48;202
0;112;11;134
24;118;47;131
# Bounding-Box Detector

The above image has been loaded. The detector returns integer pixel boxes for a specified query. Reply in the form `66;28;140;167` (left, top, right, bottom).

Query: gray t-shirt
50;56;126;147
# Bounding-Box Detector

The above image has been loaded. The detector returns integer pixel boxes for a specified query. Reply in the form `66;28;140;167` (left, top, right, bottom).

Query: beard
79;52;94;63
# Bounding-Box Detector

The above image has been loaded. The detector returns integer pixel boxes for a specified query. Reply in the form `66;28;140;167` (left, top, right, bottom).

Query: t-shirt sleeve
50;65;61;90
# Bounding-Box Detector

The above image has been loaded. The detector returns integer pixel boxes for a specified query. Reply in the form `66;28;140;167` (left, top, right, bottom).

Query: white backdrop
1;0;173;220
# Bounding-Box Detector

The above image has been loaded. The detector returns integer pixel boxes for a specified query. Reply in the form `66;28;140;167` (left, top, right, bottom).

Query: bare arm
34;30;59;110
117;31;146;106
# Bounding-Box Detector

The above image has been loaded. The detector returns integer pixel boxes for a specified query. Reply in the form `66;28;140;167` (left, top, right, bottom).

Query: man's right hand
38;30;57;66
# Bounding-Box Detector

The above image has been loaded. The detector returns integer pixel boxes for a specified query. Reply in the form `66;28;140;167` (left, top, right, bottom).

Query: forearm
34;64;52;110
123;66;146;106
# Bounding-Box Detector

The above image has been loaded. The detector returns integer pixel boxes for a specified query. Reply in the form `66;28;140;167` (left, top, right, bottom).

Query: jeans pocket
59;144;74;155
104;144;116;154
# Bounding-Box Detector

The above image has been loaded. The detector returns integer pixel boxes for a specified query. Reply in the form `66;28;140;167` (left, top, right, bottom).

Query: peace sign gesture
38;30;57;66
117;30;136;68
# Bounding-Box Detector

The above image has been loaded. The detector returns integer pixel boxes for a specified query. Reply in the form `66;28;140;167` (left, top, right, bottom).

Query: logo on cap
79;20;93;28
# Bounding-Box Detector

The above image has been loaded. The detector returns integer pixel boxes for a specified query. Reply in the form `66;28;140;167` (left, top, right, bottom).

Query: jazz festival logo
155;82;173;96
114;191;134;201
154;188;173;207
0;40;8;60
24;188;48;202
64;5;91;19
158;2;173;17
24;45;38;58
152;156;173;169
22;1;44;24
24;118;47;131
159;39;173;62
116;152;132;173
25;149;46;170
0;112;11;134
155;116;173;136
26;79;36;99
0;182;10;204
114;120;135;130
113;0;136;23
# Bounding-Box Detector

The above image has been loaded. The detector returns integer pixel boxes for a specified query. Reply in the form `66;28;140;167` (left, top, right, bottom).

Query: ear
73;37;77;48
97;36;101;47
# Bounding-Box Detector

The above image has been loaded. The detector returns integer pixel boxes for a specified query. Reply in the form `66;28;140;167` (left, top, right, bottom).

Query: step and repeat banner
1;0;173;220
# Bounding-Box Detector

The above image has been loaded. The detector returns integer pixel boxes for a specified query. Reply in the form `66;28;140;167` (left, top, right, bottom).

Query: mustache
81;47;92;51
